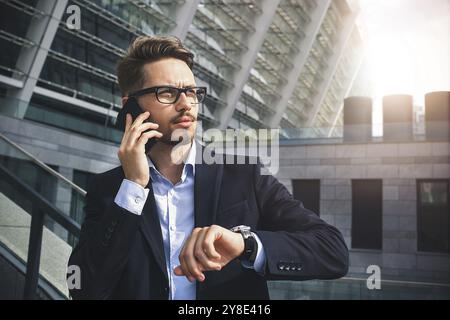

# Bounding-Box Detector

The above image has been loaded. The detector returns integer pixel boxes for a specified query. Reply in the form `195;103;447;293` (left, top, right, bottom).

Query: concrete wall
277;141;450;284
0;115;120;175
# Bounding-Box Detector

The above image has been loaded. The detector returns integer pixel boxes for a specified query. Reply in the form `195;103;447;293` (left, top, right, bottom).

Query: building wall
0;115;119;175
276;141;450;284
0;0;363;134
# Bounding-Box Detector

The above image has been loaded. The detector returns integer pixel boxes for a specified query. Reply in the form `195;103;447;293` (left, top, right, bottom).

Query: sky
356;0;450;114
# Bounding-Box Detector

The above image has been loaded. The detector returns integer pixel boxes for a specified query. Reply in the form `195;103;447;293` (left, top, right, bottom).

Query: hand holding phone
116;97;160;153
116;98;162;188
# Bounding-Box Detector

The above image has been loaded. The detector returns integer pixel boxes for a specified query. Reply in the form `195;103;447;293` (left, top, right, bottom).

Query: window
71;170;93;223
352;180;382;250
292;180;320;215
417;180;450;253
68;170;95;247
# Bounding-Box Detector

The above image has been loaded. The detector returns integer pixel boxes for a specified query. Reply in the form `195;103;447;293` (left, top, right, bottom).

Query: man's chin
159;138;182;146
159;129;195;146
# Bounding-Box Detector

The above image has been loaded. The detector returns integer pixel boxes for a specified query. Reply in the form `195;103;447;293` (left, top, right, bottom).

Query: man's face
135;57;198;145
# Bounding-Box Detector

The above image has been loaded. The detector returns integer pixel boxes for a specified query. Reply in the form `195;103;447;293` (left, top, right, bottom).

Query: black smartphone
115;97;159;153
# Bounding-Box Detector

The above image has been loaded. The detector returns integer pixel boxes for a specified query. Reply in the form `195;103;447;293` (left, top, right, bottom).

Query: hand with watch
174;224;261;282
230;225;258;264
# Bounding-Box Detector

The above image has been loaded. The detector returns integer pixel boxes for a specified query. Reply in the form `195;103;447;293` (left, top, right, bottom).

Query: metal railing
0;163;82;299
0;133;85;196
0;133;84;299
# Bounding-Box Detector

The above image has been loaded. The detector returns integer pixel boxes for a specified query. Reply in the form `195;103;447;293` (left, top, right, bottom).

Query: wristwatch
230;225;258;263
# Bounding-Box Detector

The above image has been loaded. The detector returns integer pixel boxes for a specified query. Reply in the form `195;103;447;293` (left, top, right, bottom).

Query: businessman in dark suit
68;35;348;300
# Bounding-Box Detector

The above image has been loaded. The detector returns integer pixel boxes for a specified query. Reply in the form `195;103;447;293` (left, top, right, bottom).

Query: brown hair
117;35;194;96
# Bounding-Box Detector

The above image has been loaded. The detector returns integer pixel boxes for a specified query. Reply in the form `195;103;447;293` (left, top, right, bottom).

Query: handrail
0;162;81;299
333;276;450;288
0;132;86;197
0;162;82;237
0;243;66;300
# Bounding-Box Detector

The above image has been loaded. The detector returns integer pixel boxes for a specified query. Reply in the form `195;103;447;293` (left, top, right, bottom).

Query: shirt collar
185;139;197;174
147;140;197;183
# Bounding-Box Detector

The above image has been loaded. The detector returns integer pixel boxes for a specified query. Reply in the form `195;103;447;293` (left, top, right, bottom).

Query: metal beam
305;8;359;127
170;0;202;40
216;0;281;130
34;86;118;118
5;0;68;118
0;74;24;89
327;48;365;137
267;0;331;128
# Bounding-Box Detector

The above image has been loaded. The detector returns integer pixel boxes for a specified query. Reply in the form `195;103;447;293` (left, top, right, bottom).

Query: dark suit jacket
68;151;349;300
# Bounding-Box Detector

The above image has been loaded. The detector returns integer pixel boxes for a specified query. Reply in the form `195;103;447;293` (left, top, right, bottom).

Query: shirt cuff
241;232;266;275
114;179;149;215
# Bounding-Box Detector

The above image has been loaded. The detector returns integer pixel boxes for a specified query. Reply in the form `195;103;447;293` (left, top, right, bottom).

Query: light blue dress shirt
114;141;265;300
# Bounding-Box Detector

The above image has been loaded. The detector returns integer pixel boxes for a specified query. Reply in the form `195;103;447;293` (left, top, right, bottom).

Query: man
68;35;348;300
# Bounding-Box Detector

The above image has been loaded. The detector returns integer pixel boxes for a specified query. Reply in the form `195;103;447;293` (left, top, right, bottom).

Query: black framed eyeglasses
129;86;207;104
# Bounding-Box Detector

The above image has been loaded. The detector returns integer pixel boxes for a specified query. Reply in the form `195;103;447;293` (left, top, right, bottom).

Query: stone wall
277;141;450;284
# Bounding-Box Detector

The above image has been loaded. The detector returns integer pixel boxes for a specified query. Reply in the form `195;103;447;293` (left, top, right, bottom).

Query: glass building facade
0;0;363;141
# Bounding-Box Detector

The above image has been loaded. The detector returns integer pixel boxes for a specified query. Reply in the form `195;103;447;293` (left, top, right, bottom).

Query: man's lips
173;116;195;124
172;116;196;128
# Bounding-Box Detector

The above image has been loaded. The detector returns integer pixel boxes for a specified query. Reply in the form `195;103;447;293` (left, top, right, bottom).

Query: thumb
173;266;184;276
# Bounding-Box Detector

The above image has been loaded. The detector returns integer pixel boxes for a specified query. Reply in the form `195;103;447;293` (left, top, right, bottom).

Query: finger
131;122;160;139
194;229;221;272
173;265;184;276
178;233;196;282
125;113;132;132
137;130;163;147
203;227;222;260
139;121;159;131
128;122;160;144
181;229;205;282
120;114;132;145
130;111;150;129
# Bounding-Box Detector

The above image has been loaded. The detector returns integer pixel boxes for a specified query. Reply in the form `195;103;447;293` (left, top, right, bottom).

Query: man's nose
175;92;192;112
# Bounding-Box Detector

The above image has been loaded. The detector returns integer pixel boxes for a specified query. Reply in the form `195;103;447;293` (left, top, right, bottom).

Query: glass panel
268;279;450;300
0;133;85;233
418;180;449;253
68;170;93;247
0;96;122;144
420;182;448;205
0;133;85;298
0;176;32;285
39;217;78;299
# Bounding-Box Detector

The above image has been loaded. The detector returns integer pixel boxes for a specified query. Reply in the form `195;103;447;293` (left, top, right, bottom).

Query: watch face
232;225;250;232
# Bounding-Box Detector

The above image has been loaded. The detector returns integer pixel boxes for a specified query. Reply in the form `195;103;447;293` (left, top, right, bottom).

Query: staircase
0;132;84;299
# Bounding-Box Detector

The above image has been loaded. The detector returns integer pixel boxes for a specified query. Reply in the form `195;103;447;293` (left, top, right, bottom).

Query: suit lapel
140;182;168;281
194;147;223;298
194;149;223;228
